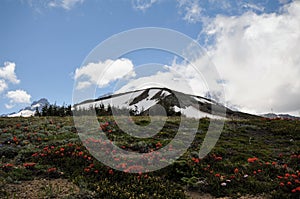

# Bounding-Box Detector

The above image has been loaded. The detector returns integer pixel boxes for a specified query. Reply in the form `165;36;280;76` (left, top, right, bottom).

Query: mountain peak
31;98;49;106
75;87;258;119
3;98;50;117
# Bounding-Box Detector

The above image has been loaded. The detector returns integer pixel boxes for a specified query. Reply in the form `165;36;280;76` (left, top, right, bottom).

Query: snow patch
174;106;226;120
193;96;212;104
160;90;171;97
8;110;35;117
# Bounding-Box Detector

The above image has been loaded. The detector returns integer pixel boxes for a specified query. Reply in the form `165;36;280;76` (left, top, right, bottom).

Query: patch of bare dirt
186;191;270;199
4;178;81;199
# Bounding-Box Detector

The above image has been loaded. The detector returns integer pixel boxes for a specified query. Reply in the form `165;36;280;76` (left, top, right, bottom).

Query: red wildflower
84;168;90;172
31;153;39;157
89;164;94;168
279;182;285;187
292;186;300;192
108;169;114;175
156;142;163;148
48;167;57;173
234;168;239;174
23;163;36;168
117;163;127;169
247;157;258;163
215;173;221;177
13;136;18;143
214;156;222;161
287;181;292;186
291;174;298;179
291;154;298;159
192;157;200;163
124;165;144;173
4;163;14;167
253;171;257;175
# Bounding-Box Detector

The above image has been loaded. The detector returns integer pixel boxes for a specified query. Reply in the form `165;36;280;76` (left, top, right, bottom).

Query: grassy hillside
0;116;299;198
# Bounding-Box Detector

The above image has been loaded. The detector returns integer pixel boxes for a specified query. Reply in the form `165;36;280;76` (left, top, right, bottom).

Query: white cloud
116;57;215;100
116;67;208;96
202;1;300;114
118;1;300;115
74;58;135;90
48;0;84;10
242;3;265;12
0;62;20;94
0;62;20;84
207;0;231;10
76;81;92;90
6;90;31;109
5;104;14;109
177;0;202;23
132;0;158;11
0;62;31;109
0;80;8;93
278;0;290;4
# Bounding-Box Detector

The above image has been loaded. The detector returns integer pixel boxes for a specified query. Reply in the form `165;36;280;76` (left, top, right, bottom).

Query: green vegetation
37;104;73;117
0;116;300;198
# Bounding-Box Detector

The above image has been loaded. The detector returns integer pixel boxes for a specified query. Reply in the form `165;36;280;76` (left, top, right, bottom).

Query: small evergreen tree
34;107;41;117
42;105;48;116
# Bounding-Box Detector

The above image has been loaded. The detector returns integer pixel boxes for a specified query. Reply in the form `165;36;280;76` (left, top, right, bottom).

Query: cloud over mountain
74;58;135;90
202;1;300;114
0;62;20;93
5;90;31;109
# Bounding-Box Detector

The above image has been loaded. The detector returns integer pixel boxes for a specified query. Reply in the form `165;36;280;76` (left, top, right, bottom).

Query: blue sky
1;0;299;116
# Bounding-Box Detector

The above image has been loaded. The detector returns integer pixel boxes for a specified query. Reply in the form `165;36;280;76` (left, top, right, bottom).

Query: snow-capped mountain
261;113;300;120
74;87;258;119
4;98;49;117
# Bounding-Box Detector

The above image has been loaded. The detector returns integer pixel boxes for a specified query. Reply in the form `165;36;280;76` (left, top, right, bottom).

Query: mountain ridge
261;113;300;120
2;98;49;117
74;87;260;119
